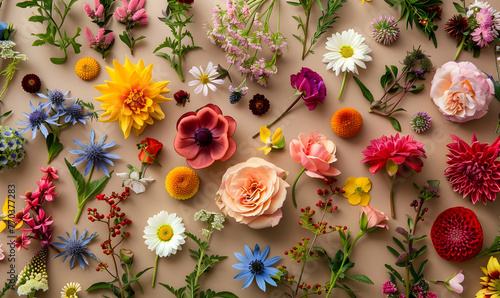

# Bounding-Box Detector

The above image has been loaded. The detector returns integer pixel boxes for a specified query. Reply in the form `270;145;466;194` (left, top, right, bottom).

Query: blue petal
69;255;75;269
89;130;95;143
263;274;277;287
103;153;121;160
260;245;270;261
244;245;254;259
232;263;248;270
29;101;35;111
253;244;261;259
234;270;251;281
263;267;279;276
100;164;110;177
234;252;249;264
255;275;266;292
72;139;87;149
242;273;255;289
31;128;37;139
72;227;77;240
264;256;280;267
101;141;116;149
52;251;67;259
39;124;49;138
72;155;87;166
84;160;93;176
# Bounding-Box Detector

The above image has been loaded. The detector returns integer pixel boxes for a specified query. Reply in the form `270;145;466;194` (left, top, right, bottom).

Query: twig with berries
87;188;152;298
384;180;440;298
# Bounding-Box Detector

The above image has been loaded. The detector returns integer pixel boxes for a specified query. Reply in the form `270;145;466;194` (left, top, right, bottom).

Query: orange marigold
165;167;200;200
75;57;100;81
331;108;363;138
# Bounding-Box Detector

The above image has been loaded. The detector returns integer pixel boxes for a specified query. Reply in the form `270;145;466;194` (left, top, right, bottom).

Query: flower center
66;104;82;117
355;186;364;196
340;46;354;58
249;260;264;275
158;225;174;241
29;110;47;126
65;288;77;296
254;100;264;110
194;127;213;147
48;90;64;105
28;79;37;86
200;74;210;85
125;89;146;113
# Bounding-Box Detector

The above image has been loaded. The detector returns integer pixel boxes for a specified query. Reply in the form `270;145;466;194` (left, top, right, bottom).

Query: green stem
111;252;125;298
390;175;396;219
338;71;347;100
127;263;144;293
291;167;306;208
152;255;159;288
251;95;303;138
454;37;466;61
301;10;311;60
176;12;185;82
74;165;95;223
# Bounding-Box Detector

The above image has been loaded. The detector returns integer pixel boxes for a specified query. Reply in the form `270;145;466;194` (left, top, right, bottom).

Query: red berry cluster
298;282;324;295
96;262;109;272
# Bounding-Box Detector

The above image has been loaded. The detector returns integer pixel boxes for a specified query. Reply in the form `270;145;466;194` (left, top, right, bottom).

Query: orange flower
331;107;363;138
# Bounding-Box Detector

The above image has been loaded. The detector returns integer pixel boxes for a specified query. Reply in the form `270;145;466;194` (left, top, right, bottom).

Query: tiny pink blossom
85;27;95;45
83;3;94;17
13;233;30;251
95;4;104;17
105;32;114;44
96;27;105;42
138;0;145;8
128;0;138;12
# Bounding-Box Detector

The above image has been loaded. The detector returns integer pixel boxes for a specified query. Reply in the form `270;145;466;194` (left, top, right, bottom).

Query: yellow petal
359;193;371;206
357;177;372;192
259;127;271;143
264;147;272;155
2;197;8;215
347;193;361;205
15;221;23;229
271;128;282;144
0;220;6;232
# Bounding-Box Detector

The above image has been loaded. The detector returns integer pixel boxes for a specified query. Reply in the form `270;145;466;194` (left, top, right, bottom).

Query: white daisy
143;210;186;258
323;29;372;76
188;61;224;96
61;282;82;298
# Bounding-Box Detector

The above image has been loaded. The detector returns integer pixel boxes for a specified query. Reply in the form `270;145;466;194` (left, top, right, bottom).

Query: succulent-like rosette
444;133;500;204
215;157;289;229
430;61;494;123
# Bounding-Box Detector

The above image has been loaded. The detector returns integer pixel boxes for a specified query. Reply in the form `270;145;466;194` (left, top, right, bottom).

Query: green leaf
387;246;399;258
119;31;132;48
453;2;466;14
388;117;401;132
32;39;47;46
46;133;63;163
390;65;398;78
83;172;113;207
385;159;399;176
409;84;425;94
353;76;374;103
385;264;403;283
214;292;238;298
17;1;37;8
0;110;12;119
343;274;373;284
86;282;113;291
65;159;86;200
286;1;301;6
29;15;48;23
134;35;146;42
50;57;67;64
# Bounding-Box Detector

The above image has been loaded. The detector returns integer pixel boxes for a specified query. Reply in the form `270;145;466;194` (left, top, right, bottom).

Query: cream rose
215;157;289;229
430;61;494;123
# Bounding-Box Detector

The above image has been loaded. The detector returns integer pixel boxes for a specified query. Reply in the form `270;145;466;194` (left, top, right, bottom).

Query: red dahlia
249;93;270;116
431;206;483;262
445;134;500;204
21;73;41;93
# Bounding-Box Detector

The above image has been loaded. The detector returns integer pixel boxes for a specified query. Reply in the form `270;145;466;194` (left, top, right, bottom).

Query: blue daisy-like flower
232;244;280;292
52;228;99;270
63;100;91;125
38;89;73;112
69;130;120;177
17;101;59;139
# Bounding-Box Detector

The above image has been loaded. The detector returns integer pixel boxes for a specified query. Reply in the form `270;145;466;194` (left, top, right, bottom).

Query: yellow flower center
340;46;354;58
65;288;77;296
200;74;210;85
355;186;364;196
158;225;174;241
125;89;146;113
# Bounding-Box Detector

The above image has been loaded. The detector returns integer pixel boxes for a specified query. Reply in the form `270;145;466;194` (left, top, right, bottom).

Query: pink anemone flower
174;104;236;169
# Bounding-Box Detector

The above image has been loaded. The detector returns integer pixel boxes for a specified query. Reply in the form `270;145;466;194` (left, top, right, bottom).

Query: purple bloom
290;67;327;110
17;102;60;139
382;280;397;295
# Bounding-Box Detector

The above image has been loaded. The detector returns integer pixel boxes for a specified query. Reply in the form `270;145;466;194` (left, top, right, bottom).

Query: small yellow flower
75;57;100;81
165;167;200;200
476;256;500;298
0;197;13;232
361;0;372;3
61;282;81;298
255;127;284;155
342;177;371;206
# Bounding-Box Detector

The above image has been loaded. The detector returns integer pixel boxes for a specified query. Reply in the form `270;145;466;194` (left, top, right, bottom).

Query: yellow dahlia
165;167;200;200
94;57;171;138
476;256;500;298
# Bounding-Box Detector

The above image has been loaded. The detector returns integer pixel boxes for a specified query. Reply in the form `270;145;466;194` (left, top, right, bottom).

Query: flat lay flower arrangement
0;0;500;298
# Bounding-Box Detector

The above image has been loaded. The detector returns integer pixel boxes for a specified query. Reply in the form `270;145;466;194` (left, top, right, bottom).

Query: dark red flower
178;0;193;4
445;15;469;40
21;74;41;93
137;138;163;164
290;67;326;111
431;206;483;262
249;94;270;116
174;90;190;107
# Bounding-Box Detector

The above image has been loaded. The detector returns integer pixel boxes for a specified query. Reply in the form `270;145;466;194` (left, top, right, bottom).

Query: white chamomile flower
188;61;224;96
143;210;186;258
61;282;82;298
322;29;372;100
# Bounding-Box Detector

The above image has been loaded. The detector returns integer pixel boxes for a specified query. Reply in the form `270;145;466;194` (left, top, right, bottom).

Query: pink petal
198;107;219;130
243;210;282;229
174;135;199;160
187;147;214;169
177;115;200;138
209;134;229;160
221;138;236;162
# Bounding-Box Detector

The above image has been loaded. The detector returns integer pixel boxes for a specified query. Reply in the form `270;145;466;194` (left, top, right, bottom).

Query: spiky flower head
0;125;26;172
52;228;98;269
371;16;400;45
410;111;432;133
16;246;49;296
445;15;469;40
38;89;73;112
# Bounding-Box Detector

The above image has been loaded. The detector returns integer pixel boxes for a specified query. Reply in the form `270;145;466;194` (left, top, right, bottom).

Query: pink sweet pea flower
447;270;464;294
360;204;389;230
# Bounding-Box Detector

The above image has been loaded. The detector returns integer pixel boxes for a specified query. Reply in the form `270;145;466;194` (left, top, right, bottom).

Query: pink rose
430;61;494;123
360;205;389;230
215;157;289;229
290;131;340;179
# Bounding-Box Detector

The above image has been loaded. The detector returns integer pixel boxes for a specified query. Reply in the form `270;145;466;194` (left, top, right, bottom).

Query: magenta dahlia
445;134;500;204
431;206;483;262
361;134;426;176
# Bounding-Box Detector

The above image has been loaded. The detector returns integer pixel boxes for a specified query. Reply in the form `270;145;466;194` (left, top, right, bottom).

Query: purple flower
290;67;327;111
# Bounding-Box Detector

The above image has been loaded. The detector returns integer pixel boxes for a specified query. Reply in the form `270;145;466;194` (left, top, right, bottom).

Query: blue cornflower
232;244;280;292
63;100;91;125
69;130;120;177
38;89;73;111
17;101;59;139
52;228;99;270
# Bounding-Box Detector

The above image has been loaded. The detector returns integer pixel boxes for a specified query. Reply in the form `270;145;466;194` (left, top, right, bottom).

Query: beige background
1;0;500;297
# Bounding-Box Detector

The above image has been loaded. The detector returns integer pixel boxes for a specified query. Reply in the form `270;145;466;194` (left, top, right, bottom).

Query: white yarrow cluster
0;41;27;60
194;209;225;236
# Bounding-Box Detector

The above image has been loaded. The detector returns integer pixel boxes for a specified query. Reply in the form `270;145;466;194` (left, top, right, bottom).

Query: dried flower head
371;16;400;45
21;74;41;93
249;94;270;116
445;15;469;40
174;90;190;107
410;111;431;133
331;108;363;138
75;57;100;81
431;206;483;262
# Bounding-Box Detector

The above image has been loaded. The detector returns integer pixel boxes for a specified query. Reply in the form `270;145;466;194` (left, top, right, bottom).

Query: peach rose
360;204;389;230
430;61;494;123
290;131;340;179
215;157;289;229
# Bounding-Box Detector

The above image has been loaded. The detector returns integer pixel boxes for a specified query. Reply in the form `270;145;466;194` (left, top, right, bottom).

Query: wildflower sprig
87;188;152;298
354;47;433;131
160;210;237;298
154;0;202;82
287;0;348;60
384;180;440;298
0;33;28;101
83;0;116;59
17;0;82;64
114;0;147;55
384;0;443;48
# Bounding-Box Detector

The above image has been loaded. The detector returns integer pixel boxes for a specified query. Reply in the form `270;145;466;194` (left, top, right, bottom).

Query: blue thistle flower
63;100;91;125
52;228;98;270
69;130;120;177
232;244;280;292
17;101;59;139
38;89;73;112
